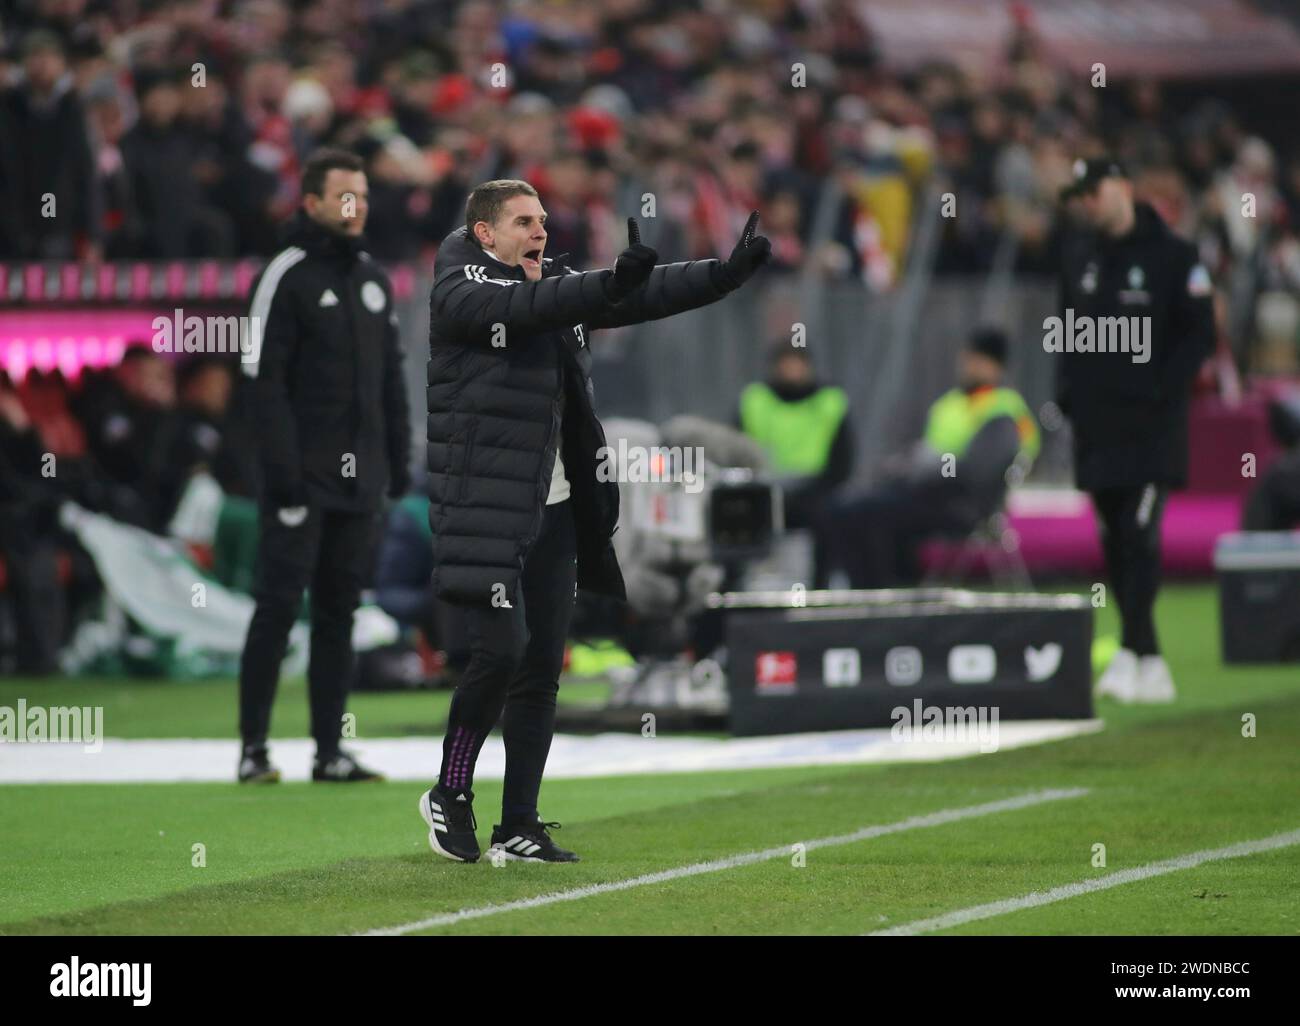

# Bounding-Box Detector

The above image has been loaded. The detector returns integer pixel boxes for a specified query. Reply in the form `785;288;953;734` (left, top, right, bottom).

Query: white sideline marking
360;787;1089;936
0;720;1103;784
869;828;1300;936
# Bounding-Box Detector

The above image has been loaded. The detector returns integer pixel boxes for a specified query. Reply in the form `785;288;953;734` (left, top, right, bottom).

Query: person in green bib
737;341;855;587
826;328;1039;587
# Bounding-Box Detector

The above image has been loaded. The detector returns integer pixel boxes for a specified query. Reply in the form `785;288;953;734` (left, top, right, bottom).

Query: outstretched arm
587;212;773;330
430;263;621;345
584;259;726;329
430;219;659;348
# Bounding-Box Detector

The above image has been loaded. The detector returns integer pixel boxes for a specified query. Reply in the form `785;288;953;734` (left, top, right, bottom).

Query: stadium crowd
2;0;1300;332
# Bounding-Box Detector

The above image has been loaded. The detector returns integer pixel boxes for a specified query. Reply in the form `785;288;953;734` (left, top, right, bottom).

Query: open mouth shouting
522;247;544;271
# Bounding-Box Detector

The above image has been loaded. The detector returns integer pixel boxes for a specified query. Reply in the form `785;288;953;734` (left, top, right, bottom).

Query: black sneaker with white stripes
489;819;580;863
237;745;280;784
312;749;385;782
419;788;481;863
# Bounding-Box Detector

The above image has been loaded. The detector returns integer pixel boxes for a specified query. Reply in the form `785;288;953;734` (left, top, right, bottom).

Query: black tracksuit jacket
1056;201;1215;490
244;217;412;511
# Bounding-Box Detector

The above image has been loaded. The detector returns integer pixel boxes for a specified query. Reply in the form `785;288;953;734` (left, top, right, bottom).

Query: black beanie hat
969;327;1008;365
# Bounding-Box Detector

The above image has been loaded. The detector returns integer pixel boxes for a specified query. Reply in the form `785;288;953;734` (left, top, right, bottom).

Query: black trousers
1091;484;1166;657
784;488;836;589
437;499;576;825
826;480;974;588
238;503;380;757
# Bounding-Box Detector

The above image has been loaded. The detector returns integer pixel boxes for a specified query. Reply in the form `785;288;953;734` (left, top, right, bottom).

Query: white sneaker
1133;655;1176;703
1095;647;1138;702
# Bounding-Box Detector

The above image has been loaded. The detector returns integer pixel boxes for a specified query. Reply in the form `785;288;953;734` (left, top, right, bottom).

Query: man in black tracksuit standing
419;180;770;862
1056;158;1215;704
237;149;412;782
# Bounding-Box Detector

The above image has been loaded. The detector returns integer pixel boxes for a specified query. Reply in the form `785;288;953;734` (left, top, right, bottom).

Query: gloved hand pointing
605;217;658;302
713;210;772;293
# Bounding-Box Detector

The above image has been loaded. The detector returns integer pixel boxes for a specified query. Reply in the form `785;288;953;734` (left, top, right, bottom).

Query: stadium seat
921;509;1032;590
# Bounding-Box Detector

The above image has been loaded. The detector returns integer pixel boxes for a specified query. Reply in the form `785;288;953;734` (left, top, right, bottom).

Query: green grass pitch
1;583;1297;935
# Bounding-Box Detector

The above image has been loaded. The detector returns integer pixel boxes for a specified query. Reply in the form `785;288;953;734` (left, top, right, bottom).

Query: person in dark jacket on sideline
236;148;412;784
0;30;102;260
1056;158;1215;704
418;179;770;863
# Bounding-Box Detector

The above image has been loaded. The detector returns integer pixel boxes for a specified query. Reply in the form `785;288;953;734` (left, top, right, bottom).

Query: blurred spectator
183;71;281;258
158;355;256;521
0;375;48;496
85;83;134;259
121;66;236;257
533;149;594;267
0;375;67;674
239;53;298;228
0;30;102;260
74;345;178;529
0;372;104;675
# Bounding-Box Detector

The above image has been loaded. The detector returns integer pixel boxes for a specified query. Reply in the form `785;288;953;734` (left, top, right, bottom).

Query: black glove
712;210;772;293
604;217;658;302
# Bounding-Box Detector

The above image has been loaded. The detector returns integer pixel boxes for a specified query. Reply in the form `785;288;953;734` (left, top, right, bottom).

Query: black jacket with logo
426;226;730;605
243;217;411;511
1056;201;1215;490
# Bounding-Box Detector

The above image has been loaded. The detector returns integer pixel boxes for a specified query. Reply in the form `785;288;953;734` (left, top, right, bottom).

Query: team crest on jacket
361;280;386;312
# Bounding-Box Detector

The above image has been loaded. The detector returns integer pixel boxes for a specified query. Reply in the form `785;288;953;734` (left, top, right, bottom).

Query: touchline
1042;309;1151;364
0;699;103;752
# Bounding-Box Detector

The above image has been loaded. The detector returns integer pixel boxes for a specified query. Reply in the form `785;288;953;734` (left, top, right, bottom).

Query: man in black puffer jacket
418;180;770;863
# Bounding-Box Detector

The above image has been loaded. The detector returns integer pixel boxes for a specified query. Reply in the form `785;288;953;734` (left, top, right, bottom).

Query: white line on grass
868;827;1300;936
360;787;1089;936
